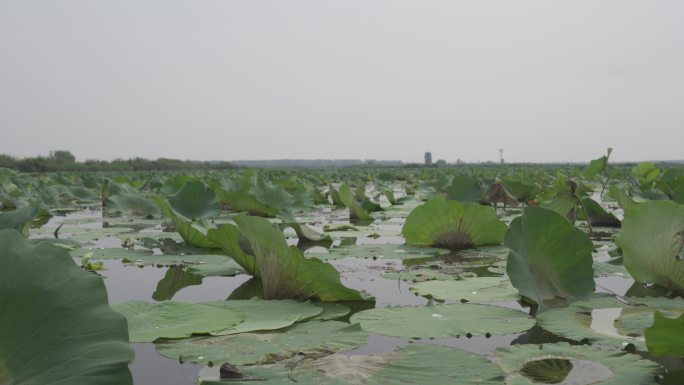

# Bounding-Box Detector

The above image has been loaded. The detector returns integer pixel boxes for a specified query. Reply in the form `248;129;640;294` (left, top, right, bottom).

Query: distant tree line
0;151;238;172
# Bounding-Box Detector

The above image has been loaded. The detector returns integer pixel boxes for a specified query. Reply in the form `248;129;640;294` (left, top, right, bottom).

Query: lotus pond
1;157;684;384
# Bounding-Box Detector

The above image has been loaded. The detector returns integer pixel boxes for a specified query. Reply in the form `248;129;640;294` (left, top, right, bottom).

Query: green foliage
504;207;595;309
644;311;684;357
0;229;133;385
402;195;506;250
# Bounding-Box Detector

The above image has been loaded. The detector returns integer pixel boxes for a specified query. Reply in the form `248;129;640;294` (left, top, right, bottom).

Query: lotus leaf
644;311;684;357
410;277;518;302
495;342;662;385
0;229;134;385
157;321;366;365
198;343;504;385
167;180;219;219
402;195;507;250
350;302;535;338
505;206;595;309
112;301;245;342
615;201;684;295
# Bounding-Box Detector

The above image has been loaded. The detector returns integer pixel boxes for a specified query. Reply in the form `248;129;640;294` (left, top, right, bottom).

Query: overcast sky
1;1;682;163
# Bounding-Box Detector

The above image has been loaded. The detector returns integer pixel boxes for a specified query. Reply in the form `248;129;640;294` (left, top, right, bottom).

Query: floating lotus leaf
309;302;351;320
615;201;684;295
536;295;684;350
167;180;219;220
157;321;366;366
495;342;662;385
350;302;535;338
402;195;507;250
0;229;134;385
122;253;246;277
112;301;245;342
504;206;595;309
198;343;504;385
206;298;323;335
644;311;684;357
307;243;448;261
410;277;519;302
208;214;368;302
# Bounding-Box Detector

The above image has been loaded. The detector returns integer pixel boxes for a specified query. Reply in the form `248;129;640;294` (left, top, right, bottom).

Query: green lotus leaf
309;302;351;320
536;295;684;350
632;162;660;190
213;178;279;217
338;184;373;220
495;342;662;385
350;302;535;338
402;195;507;250
503;179;539;203
209;214;369;302
644;311;684;357
121;253;245;276
410;277;518;302
615;201;684;295
206;298;323;336
104;181;160;218
504;206;595;309
154;196;218;248
166;180;218;219
579;198;621;227
0;205;40;236
198;343;504;385
112;301;245;342
446;175;483;202
608;185;637;213
0;229;134;385
157;321;366;366
583;148;612;179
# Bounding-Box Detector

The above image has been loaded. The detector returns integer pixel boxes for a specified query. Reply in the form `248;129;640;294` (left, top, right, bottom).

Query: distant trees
0;151;238;172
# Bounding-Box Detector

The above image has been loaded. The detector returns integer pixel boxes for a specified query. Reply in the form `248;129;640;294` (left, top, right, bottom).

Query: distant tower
499;149;504;164
424;152;432;165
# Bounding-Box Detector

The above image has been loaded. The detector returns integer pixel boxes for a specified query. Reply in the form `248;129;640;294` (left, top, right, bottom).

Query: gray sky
1;1;683;163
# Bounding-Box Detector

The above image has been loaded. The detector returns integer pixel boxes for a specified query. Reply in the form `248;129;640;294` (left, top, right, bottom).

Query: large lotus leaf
310;302;351;320
410;277;519;302
579;198;621;227
504;206;595;308
122;253;246;277
0;205;40;236
0;229;134;385
608;185;637;213
495;342;662;385
206;223;260;276
632;161;660;190
503;179;538;202
338;184;373;220
615;201;684;294
306;243;449;261
198;342;504;385
106;184;160;218
213;178;279;217
152;266;203;301
231;214;368;301
536;295;684;350
350;302;535;338
252;179;312;213
167;180;219;219
157;321;366;366
446;175;483;202
583;148;612;179
402;195;507;250
112;301;245;342
154;196;218;249
644;311;684;357
206;298;323;335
